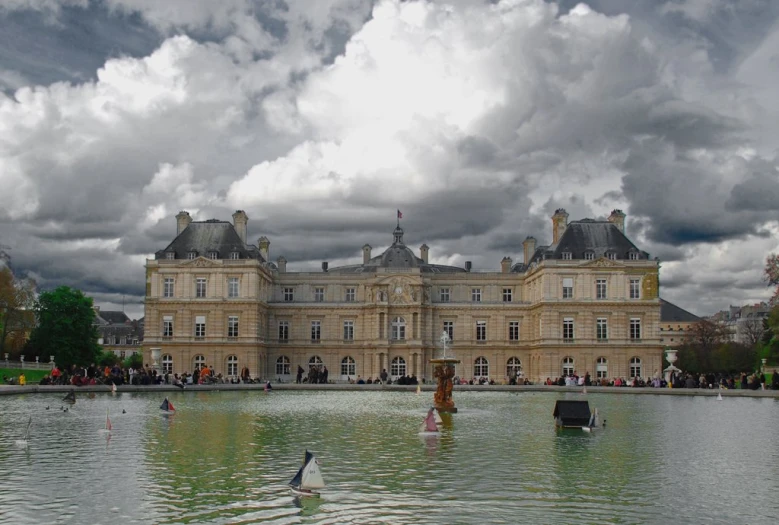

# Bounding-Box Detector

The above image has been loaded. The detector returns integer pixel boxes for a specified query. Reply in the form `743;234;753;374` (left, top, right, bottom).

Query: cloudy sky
1;0;778;320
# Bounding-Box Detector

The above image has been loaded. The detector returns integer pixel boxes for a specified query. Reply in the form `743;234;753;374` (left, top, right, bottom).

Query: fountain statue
431;331;460;413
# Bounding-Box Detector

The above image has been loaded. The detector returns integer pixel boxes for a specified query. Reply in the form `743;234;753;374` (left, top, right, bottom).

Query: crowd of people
540;370;779;390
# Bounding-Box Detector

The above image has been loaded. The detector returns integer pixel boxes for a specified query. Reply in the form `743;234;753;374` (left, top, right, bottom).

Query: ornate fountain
431;331;460;413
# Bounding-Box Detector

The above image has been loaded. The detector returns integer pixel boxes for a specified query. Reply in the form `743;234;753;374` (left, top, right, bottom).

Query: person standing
296;365;304;384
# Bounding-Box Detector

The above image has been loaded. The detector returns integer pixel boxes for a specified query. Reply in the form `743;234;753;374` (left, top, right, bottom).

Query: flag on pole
397;210;403;219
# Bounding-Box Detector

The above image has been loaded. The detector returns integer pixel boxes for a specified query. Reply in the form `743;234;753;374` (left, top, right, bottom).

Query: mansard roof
155;220;262;261
523;219;648;267
96;311;130;325
660;299;701;323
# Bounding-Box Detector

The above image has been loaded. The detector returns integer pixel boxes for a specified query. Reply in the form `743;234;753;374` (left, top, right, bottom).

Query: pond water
0;390;777;524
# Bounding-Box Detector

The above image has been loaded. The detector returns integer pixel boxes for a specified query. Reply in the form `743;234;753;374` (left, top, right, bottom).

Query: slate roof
660;299;701;323
155;220;262;261
96;311;131;325
328;226;466;274
515;219;649;270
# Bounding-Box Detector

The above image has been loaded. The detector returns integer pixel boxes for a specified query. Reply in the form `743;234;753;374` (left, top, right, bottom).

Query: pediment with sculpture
367;276;426;305
182;256;220;268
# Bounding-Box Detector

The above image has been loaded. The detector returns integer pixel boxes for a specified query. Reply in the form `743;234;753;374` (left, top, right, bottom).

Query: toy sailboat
15;416;32;447
99;409;112;433
418;408;441;436
582;409;600;433
432;408;443;425
63;390;76;404
111;383;117;394
289;450;325;497
717;392;723;401
160;397;176;415
416;384;421;395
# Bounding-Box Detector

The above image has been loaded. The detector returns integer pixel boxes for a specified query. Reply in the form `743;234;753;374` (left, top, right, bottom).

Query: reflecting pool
0;390;777;524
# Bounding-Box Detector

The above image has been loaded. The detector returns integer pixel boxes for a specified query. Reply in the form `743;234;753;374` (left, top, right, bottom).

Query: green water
0;390;776;524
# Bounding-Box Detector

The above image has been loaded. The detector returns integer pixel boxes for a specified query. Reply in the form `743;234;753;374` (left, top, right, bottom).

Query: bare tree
739;318;765;347
0;266;37;356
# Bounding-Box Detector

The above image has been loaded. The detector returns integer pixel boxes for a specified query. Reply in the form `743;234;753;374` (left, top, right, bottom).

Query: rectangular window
163;315;173;337
562;277;573;299
584;252;594;260
195;315;206;338
630;318;641;340
343;320;354;341
227;316;239;338
283;288;294;302
476;321;487;341
629;252;639;260
208;251;218;260
607;252;616;260
187;252;197;260
596;359;608;379
630;279;640;299
165;252;174;260
228;277;239;298
563;318;574;341
471;288;482;302
562;252;572;260
596;279;607;299
278;321;289;342
443;321;454;342
196;278;207;298
596;318;608;340
163;278;174;298
230;252;240;260
314;287;324;302
311;321;321;342
509;321;520;341
502;288;512;302
440;288;450;302
345;287;356;302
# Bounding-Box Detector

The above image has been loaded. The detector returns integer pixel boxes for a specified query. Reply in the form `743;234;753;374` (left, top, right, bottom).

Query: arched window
161;354;173;374
474;356;489;377
596;357;608;379
391;317;406;340
341;356;356;377
276;356;290;376
629;357;642;378
562;356;574;377
226;355;238;376
308;355;323;371
391;356;406;377
506;357;522;377
194;354;205;371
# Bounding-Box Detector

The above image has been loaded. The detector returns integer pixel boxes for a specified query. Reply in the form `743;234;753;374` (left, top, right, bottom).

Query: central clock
394;286;403;295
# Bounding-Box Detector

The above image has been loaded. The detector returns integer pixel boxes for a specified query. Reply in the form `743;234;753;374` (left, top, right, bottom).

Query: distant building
709;302;771;344
144;208;664;383
659;299;701;347
93;307;143;360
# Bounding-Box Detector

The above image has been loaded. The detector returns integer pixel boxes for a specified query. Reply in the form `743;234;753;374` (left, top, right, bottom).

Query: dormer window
208;251;218;260
584;252;595;261
628;251;639;260
187;251;197;260
165;252;175;260
607;252;616;260
230;252;240;260
561;252;572;260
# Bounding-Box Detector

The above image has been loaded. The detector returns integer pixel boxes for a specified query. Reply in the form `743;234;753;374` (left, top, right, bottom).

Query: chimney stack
608;209;626;234
552;208;569;244
258;236;270;262
232;210;248;243
322;261;328;272
420;244;429;264
501;256;512;273
176;211;192;236
362;244;372;264
277;256;287;273
465;261;472;272
522;236;536;265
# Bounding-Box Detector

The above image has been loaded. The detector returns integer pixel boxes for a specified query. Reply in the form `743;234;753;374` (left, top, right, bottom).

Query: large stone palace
143;209;664;383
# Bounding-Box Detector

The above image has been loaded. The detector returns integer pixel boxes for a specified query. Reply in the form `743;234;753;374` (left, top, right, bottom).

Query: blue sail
289;450;314;487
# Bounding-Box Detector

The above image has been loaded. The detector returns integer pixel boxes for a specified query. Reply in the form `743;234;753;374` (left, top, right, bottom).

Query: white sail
301;457;325;489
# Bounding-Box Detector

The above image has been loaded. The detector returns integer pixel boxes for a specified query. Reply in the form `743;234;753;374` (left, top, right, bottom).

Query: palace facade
143;209;664;383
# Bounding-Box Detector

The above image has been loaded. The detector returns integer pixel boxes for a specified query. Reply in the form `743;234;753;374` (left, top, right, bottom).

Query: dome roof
327;224;467;274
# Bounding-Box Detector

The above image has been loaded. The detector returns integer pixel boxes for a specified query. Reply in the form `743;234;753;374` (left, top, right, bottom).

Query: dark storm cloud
726;169;779;212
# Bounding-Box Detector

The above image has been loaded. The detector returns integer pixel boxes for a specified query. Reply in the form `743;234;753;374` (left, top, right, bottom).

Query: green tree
27;286;100;367
0;266;37;357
